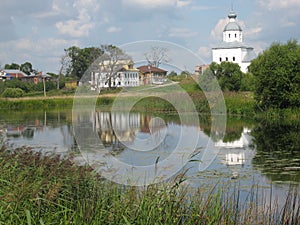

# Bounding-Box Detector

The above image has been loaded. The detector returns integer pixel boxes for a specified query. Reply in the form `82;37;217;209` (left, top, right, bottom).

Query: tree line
201;40;300;110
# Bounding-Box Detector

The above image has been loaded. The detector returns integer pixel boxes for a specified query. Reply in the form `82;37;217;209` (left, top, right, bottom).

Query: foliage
65;46;104;79
2;88;25;98
4;63;20;70
240;72;255;91
210;62;243;91
249;40;300;109
3;79;58;93
5;62;34;75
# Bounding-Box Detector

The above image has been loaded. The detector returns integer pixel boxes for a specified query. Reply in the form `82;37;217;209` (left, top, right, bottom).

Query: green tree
65;46;104;79
4;63;20;70
207;62;243;91
20;62;33;75
249;40;300;109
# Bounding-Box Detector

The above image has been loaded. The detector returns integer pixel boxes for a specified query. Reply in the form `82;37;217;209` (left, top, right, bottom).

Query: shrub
2;88;25;98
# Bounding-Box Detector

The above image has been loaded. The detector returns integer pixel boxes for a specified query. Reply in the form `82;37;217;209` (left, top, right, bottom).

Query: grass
0;77;298;119
0;143;299;225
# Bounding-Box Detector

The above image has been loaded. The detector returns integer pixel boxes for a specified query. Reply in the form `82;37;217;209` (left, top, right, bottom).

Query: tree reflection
251;120;300;182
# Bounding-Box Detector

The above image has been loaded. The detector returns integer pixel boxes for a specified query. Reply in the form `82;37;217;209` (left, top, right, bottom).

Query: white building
212;10;256;73
90;60;139;92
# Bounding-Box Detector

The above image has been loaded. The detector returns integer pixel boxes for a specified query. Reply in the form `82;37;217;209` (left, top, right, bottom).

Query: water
1;109;299;204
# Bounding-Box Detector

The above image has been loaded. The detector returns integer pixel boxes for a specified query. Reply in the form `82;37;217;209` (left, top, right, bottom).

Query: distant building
137;65;168;85
194;64;210;75
90;60;139;92
21;72;52;84
2;69;28;79
212;10;256;73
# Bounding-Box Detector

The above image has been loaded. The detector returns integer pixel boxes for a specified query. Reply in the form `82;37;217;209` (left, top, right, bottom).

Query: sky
0;0;299;74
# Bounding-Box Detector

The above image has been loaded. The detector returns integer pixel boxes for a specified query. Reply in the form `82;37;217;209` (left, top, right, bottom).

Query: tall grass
0;144;299;224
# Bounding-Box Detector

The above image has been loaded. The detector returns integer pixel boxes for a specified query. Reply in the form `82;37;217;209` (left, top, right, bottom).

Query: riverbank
0;91;299;121
0;144;299;224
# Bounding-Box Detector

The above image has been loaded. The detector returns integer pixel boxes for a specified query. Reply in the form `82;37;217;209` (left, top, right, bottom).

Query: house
194;64;210;75
2;69;28;79
21;72;52;84
211;10;256;73
137;65;168;85
65;80;78;89
90;60;140;92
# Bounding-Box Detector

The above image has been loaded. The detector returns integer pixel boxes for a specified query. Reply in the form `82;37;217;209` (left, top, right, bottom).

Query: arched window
219;57;222;62
235;33;237;38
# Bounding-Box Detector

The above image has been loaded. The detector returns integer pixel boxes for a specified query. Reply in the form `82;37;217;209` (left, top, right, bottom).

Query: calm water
1;109;299;204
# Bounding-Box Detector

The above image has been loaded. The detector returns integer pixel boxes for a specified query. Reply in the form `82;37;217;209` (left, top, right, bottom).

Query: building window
226;57;228;61
233;57;236;61
229;34;231;38
219;57;222;62
235;33;237;38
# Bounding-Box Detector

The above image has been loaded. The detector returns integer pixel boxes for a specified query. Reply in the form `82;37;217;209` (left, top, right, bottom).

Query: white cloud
55;0;100;37
257;0;300;10
122;0;191;8
169;27;198;38
198;46;211;60
107;26;122;33
210;18;227;41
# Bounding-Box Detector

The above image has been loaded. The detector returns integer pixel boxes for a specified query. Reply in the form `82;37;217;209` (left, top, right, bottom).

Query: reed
0;144;299;225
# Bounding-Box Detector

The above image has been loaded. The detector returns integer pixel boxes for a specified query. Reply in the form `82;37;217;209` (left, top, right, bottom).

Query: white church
212;10;256;73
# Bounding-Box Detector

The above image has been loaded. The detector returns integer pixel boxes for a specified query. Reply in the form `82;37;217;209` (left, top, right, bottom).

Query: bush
2;88;25;98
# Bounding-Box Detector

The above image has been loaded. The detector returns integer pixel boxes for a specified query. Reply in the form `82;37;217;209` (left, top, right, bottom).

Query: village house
137;65;168;85
90;60;140;92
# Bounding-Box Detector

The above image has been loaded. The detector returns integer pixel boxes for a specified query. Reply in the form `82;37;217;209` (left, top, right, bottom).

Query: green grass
0;77;299;119
0;144;299;225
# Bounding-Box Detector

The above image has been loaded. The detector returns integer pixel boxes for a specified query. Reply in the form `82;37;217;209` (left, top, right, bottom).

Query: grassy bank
0;78;299;119
0;145;299;224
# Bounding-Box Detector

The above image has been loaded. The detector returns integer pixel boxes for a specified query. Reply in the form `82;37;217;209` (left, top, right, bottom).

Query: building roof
2;69;28;77
224;22;242;32
223;11;242;32
242;51;257;63
212;41;253;50
137;65;167;73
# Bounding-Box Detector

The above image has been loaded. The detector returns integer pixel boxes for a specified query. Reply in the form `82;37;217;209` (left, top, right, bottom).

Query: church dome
223;10;242;32
224;22;242;31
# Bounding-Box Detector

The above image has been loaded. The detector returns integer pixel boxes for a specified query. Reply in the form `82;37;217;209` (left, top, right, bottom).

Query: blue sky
0;0;299;73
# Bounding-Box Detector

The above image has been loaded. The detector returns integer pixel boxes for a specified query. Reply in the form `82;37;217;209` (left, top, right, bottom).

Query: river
1;109;299;207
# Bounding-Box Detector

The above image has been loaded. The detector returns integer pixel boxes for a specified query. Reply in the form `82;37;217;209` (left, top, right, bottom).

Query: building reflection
90;111;166;152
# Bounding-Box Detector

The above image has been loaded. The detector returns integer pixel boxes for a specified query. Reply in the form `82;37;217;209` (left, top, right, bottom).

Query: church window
235;33;237;38
219;57;222;62
233;57;236;61
229;34;231;38
226;57;228;61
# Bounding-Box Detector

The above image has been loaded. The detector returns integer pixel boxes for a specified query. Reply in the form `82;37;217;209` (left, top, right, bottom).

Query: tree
97;44;131;89
206;62;243;91
20;62;33;75
57;53;71;89
65;46;104;79
249;40;300;109
5;63;20;70
144;46;169;68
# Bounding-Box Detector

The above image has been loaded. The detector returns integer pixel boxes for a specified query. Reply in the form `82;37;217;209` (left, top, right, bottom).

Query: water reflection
0;110;75;154
0;110;299;185
252;120;300;183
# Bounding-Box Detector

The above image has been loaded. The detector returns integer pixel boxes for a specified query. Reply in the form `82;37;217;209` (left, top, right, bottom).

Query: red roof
137;65;167;73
